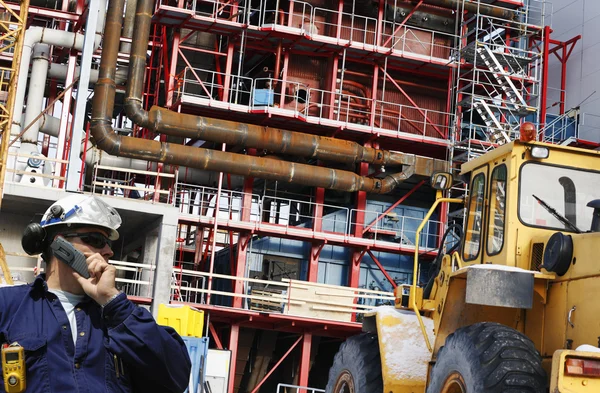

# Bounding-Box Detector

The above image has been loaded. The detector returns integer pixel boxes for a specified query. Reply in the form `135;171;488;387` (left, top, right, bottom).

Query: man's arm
74;256;191;392
102;293;191;392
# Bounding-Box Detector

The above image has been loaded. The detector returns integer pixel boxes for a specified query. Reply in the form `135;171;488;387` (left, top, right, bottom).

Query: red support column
298;332;312;393
308;187;325;282
349;159;369;289
227;324;240;393
539;26;551;135
223;41;236;103
370;64;379;128
166;30;180;107
328;55;339;119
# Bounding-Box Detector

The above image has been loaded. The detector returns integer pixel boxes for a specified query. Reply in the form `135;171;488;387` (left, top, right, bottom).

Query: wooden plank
96;164;176;178
283;278;392;296
170;286;306;305
314;291;395;300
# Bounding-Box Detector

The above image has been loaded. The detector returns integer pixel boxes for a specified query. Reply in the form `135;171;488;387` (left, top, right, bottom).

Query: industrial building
0;0;591;392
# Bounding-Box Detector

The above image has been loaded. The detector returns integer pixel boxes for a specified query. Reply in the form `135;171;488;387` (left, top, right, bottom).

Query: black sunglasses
60;232;112;249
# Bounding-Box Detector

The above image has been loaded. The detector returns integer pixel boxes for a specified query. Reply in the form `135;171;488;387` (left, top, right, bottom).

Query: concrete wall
547;0;600;141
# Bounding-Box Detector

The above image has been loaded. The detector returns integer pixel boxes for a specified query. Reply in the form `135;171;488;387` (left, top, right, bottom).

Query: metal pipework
418;0;517;21
122;0;422;168
91;0;423;193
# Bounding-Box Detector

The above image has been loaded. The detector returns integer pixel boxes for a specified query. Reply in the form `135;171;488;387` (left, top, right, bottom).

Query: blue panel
253;89;274;106
183;337;209;393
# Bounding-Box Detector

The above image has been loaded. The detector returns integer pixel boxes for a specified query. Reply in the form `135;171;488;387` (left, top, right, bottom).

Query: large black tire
325;333;383;393
427;323;547;393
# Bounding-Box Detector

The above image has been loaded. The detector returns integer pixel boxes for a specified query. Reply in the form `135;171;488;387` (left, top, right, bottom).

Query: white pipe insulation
20;113;60;138
21;44;50;150
12;0;107;144
47;63;129;85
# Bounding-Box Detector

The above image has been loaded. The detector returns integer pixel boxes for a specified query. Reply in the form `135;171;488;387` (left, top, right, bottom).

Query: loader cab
456;140;600;271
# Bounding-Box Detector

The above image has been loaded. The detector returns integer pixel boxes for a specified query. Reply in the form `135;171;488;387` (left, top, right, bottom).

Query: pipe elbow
124;98;150;128
90;120;121;156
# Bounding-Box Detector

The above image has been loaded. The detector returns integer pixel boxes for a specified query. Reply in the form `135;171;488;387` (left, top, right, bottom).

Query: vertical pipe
121;0;137;53
21;44;50;150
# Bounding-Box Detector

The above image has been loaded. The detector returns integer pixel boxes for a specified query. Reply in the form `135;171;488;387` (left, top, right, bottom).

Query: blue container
183;337;209;393
253;89;274;106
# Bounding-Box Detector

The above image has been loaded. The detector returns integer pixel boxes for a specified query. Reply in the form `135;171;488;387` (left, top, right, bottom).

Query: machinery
326;138;600;393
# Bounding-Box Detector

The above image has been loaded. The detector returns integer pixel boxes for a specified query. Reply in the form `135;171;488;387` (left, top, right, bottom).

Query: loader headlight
530;146;549;159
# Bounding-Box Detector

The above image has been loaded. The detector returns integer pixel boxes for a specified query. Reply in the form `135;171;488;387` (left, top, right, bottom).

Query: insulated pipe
48;63;129;85
91;0;418;194
418;0;517;20
21;44;50;150
123;0;432;169
19;113;60;138
12;0;107;140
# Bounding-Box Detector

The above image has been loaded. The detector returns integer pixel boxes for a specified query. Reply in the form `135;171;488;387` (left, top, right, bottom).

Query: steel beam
362;180;426;235
367;250;397;289
250;335;304;393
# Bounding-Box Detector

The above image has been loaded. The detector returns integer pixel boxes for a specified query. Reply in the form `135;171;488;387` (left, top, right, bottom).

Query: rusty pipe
123;0;425;168
92;0;424;193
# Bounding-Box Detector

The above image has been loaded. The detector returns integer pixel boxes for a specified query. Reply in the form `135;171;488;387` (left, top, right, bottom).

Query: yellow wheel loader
326;139;600;393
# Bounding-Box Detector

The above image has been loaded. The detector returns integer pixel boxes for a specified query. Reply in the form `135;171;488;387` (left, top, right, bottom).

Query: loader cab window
487;165;507;255
464;172;486;261
519;162;600;231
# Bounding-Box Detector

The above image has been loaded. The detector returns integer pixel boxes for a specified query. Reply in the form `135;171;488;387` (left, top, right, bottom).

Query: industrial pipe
21;44;50;149
122;0;440;170
48;63;129;85
92;0;437;193
12;0;107;141
120;0;137;54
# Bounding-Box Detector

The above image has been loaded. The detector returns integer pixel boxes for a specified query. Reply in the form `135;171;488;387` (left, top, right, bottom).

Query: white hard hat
40;194;121;240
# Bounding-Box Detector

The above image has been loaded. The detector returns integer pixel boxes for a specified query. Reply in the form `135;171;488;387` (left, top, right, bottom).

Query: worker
1;194;191;392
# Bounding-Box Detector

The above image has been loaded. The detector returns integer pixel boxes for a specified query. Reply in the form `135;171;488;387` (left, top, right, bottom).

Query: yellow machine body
367;140;600;392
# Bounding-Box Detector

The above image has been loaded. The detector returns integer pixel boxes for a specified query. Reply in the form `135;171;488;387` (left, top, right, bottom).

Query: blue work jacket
0;276;191;392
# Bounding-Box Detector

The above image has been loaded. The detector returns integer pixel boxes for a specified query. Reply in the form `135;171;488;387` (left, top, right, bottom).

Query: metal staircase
452;6;543;162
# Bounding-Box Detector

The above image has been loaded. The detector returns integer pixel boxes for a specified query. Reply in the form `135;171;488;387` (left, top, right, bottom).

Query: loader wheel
326;333;382;393
427;323;547;393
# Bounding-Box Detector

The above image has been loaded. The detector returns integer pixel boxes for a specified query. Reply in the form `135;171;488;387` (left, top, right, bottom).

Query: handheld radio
2;343;26;393
50;237;90;279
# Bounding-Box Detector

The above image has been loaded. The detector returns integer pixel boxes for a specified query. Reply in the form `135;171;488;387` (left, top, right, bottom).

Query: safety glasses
60;232;113;250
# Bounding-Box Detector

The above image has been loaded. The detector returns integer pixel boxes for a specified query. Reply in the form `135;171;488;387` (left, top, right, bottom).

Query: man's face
62;227;114;262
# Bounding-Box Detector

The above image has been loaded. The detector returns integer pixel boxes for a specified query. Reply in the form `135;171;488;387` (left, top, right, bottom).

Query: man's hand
73;252;120;305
